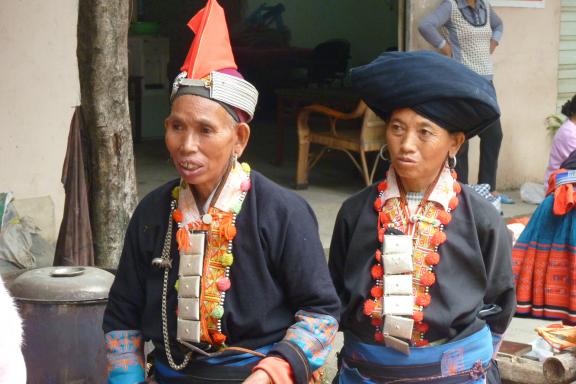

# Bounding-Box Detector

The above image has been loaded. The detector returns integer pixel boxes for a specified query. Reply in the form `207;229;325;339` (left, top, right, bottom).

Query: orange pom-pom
413;311;424;322
377;181;388;193
172;208;184;223
176;227;190;252
379;211;388;226
375;249;382;262
378;228;385;243
453;182;462;194
437;211;452;225
416;293;431;307
431;231;447;246
414;339;429;347
425;252;440;266
451;170;458;180
449;196;459;210
374;332;385;343
421;272;436;287
211;332;227;345
224;223;237;241
416;322;429;333
363;300;376;316
371;286;384;298
371;264;384;279
374;198;383;212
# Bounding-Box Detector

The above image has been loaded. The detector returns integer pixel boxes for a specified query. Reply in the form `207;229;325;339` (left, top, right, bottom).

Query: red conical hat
180;0;237;79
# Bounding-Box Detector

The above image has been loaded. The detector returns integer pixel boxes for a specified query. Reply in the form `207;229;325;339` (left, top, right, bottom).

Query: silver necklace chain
161;200;192;370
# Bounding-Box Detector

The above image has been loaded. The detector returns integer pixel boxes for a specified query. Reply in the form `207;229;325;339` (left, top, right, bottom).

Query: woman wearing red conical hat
102;2;339;383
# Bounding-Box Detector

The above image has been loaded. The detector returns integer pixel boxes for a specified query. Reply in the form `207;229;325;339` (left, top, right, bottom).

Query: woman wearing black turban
329;51;516;383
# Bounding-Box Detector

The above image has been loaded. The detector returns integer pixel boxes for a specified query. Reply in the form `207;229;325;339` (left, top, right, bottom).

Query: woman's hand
439;43;453;58
490;39;498;54
243;369;272;384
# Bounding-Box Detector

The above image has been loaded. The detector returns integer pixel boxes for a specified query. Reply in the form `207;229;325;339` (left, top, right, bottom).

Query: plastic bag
520;182;545;205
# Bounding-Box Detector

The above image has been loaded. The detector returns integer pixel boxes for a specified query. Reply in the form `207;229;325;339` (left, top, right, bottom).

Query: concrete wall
0;0;80;240
245;0;399;67
408;0;561;189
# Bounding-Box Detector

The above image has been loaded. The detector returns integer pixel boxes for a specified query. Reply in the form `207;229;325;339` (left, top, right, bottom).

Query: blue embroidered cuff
106;330;145;384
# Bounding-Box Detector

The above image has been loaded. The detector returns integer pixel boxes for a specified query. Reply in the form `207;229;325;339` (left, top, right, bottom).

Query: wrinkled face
165;95;249;197
386;108;465;192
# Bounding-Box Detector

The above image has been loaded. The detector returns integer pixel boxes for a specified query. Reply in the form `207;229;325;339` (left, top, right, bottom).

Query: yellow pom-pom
241;162;251;173
221;253;234;267
174;279;180;292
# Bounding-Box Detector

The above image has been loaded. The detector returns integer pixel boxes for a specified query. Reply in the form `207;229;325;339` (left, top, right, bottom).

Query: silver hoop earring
378;144;389;161
447;155;457;169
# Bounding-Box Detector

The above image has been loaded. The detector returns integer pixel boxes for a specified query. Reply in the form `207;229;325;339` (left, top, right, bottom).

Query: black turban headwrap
350;51;500;139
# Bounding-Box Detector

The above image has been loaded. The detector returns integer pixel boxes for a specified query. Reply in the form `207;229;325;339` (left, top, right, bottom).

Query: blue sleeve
418;0;452;48
490;6;504;42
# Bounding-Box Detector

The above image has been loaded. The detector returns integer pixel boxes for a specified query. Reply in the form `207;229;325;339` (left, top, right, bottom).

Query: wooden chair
296;100;387;188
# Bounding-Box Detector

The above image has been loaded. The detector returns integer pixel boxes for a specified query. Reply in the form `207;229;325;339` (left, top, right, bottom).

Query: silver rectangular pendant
383;235;413;274
384;335;411;355
178;276;201;298
179;254;204;276
188;232;206;255
178;297;200;320
384;274;413;295
177;319;201;343
383;315;414;340
383;295;414;316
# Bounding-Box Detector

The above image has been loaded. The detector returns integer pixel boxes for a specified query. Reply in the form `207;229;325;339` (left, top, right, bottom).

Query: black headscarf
350;51;500;139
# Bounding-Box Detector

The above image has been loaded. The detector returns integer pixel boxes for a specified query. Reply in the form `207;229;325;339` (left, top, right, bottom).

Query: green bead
231;202;242;214
212;305;224;319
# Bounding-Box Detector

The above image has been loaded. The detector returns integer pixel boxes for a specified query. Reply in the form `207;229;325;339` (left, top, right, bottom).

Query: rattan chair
296;100;387;188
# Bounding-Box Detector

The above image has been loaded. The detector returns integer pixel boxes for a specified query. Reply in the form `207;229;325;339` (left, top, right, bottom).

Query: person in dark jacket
103;2;339;383
330;51;515;383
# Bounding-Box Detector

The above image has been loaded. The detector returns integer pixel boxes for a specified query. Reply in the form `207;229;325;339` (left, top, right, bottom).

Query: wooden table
274;87;360;164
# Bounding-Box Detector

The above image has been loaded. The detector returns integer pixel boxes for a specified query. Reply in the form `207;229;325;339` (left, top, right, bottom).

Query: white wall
0;0;80;240
408;0;561;189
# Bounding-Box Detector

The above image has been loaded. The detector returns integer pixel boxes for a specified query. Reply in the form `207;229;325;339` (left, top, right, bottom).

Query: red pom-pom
211;332;227;345
172;208;184;223
437;211;452;225
377;181;388;193
431;231;447;246
374;198;383;212
363;300;376;316
374;332;385;343
413;311;424;322
371;264;384;279
371;286;384;298
414;339;429;347
378;228;385;243
416;322;430;333
453;182;462;194
449;196;459;210
371;317;382;327
421;272;436;287
416;293;431;307
375;249;382;262
425;252;440;266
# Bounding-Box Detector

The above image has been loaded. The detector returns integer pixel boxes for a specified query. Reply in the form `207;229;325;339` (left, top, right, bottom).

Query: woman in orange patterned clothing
513;149;576;324
329;51;516;383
